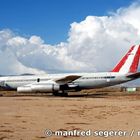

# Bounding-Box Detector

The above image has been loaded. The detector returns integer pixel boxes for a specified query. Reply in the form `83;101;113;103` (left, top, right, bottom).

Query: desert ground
0;88;140;140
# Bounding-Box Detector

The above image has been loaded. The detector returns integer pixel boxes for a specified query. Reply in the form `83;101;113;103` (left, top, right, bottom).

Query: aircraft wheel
53;91;60;96
53;91;68;97
61;91;68;97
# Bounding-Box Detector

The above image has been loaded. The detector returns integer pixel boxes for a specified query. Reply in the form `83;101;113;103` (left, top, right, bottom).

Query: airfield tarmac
0;90;140;140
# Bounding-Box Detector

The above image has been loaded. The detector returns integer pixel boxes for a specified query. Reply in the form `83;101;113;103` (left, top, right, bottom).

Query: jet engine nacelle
17;84;60;93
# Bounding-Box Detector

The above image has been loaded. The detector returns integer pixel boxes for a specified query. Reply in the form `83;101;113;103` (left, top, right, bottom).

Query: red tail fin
111;45;140;73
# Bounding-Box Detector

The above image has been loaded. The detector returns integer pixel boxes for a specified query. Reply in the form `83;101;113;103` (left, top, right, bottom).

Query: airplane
0;44;140;96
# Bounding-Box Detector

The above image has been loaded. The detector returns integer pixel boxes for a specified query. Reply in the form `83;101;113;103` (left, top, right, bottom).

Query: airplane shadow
0;92;109;99
66;92;109;98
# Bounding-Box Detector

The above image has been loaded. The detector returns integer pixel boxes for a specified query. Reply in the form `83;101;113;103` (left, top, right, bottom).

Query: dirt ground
0;90;140;140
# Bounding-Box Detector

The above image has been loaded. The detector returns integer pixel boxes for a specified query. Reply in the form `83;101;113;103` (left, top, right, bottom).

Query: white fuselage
0;72;131;91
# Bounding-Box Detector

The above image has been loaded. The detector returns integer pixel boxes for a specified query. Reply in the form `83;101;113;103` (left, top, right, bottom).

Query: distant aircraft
0;45;140;96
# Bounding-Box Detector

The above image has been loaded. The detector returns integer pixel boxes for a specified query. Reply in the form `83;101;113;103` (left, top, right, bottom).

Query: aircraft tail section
111;45;140;73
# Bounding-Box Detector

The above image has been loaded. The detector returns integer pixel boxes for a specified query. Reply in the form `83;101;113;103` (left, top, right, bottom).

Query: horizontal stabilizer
127;72;140;79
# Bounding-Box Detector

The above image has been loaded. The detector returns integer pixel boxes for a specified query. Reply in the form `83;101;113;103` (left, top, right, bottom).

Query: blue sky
0;0;134;44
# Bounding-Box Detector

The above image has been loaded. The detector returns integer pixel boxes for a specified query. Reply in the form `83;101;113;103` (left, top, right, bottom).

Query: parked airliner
0;45;140;96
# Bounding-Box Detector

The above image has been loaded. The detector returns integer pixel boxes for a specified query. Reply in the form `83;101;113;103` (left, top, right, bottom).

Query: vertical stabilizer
111;45;140;73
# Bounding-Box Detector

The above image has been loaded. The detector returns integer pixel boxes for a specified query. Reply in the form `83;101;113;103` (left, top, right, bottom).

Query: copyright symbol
44;129;53;137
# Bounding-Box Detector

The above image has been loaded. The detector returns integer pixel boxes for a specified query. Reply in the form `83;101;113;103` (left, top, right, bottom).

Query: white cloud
0;48;45;75
29;35;44;45
116;1;140;34
1;1;140;75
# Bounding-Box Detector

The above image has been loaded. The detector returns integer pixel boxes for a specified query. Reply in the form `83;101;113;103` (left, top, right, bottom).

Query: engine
17;84;60;93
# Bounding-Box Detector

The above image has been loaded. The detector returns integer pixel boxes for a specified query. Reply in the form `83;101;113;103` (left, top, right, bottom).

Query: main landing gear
53;91;68;97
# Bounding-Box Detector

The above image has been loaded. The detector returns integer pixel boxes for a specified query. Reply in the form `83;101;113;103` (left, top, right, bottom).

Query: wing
54;75;81;84
20;75;81;86
17;75;81;92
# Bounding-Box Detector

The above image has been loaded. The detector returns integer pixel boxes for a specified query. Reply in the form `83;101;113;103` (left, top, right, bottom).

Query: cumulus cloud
29;36;44;45
1;1;140;75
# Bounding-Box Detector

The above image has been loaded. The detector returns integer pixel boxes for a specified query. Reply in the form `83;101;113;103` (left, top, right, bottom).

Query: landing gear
53;91;68;97
61;91;68;97
53;91;60;96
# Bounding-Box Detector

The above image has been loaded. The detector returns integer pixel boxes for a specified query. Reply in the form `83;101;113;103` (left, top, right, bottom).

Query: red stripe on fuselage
129;45;140;73
111;46;135;72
